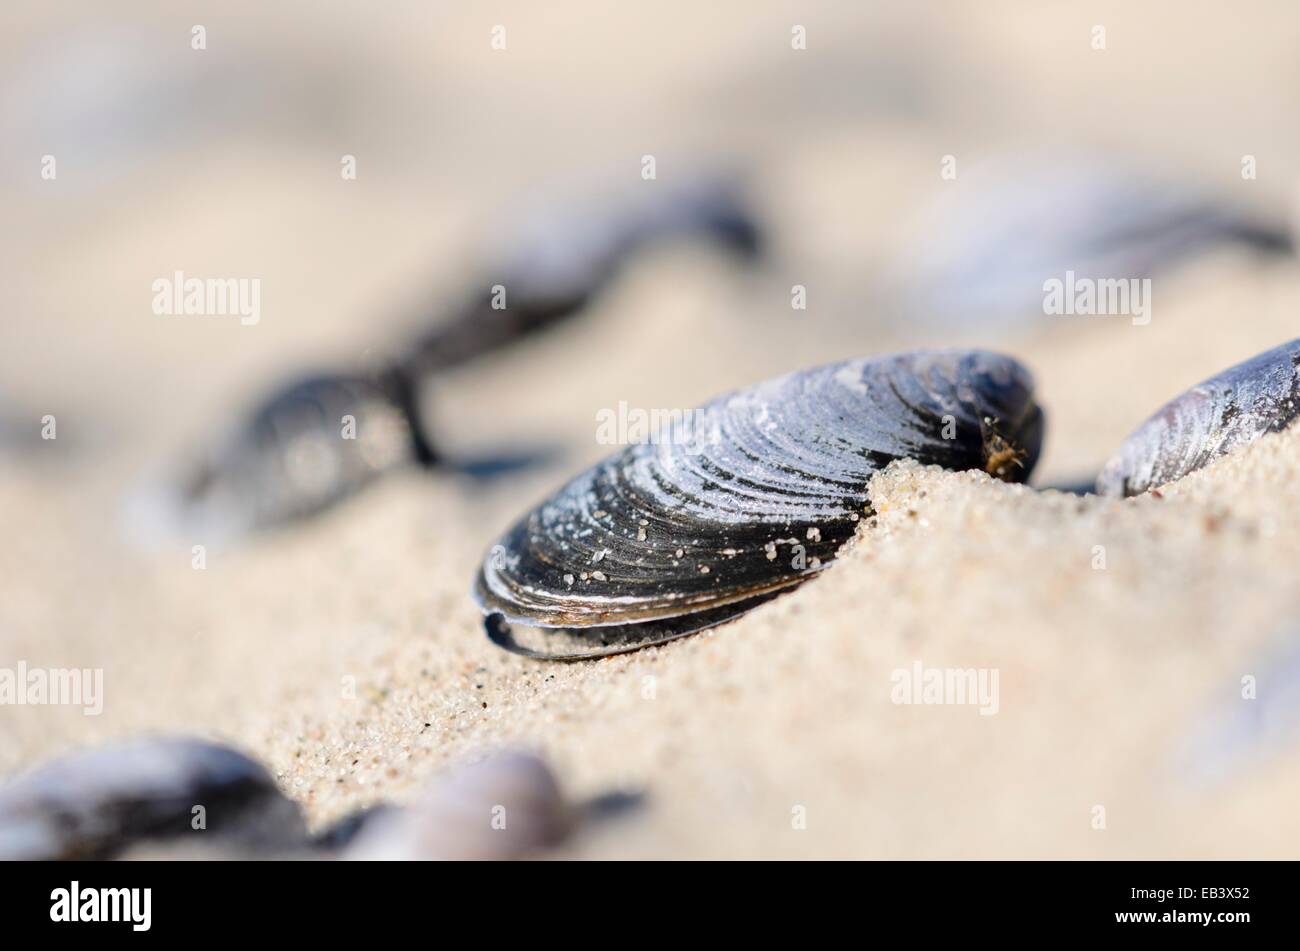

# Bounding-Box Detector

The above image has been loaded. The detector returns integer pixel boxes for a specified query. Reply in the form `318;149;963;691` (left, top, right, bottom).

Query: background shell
886;156;1292;331
1097;338;1300;496
474;350;1042;653
345;751;571;860
0;736;304;860
140;372;418;547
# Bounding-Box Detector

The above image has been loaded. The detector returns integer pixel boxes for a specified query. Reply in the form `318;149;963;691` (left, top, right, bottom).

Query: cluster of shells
124;168;1300;661
151;177;759;544
132;171;1300;661
13;168;1297;866
0;736;632;861
474;339;1300;660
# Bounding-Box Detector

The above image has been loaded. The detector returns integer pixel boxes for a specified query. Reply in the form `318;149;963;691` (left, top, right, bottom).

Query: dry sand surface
4;1;1300;858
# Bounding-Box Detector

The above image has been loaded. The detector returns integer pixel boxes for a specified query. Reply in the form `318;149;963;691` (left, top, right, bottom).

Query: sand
5;1;1300;858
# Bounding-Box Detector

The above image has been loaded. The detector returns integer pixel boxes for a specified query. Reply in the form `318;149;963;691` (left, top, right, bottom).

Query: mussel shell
401;175;761;377
148;370;422;543
346;751;571;860
889;158;1291;328
488;174;761;307
1097;338;1300;497
474;350;1042;658
0;736;303;860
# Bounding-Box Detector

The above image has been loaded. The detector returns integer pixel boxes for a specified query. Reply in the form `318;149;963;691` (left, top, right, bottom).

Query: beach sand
4;1;1300;858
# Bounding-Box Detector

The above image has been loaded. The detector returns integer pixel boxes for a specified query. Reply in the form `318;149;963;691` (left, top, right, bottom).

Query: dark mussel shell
474;350;1043;660
0;736;303;860
889;157;1291;329
161;369;422;542
1097;338;1300;497
399;175;761;377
